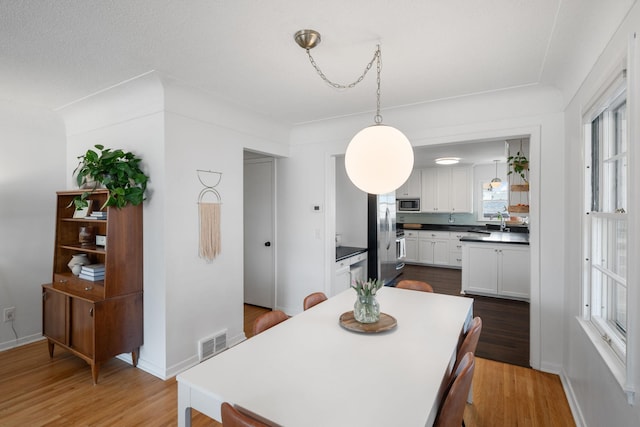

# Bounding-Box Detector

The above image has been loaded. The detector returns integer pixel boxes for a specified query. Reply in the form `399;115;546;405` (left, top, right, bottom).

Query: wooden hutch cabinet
42;189;143;384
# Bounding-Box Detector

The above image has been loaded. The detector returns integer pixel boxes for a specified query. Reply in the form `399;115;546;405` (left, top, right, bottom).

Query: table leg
178;382;192;427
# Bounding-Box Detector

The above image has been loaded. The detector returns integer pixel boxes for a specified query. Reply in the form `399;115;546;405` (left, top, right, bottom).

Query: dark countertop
336;246;368;261
398;223;529;234
460;231;529;245
399;223;490;233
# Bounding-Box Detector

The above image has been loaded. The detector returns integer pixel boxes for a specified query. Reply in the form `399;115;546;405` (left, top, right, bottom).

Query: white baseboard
559;367;587;427
539;360;563;375
133;331;248;380
0;334;45;352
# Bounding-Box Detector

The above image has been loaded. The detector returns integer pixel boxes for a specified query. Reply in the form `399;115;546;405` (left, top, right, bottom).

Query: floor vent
198;330;227;362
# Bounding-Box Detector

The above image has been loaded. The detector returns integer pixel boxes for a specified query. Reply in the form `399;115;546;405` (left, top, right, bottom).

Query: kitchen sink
485;224;529;233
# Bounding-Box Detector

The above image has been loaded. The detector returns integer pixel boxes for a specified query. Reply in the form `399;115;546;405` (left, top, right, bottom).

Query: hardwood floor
401;264;530;367
0;304;574;426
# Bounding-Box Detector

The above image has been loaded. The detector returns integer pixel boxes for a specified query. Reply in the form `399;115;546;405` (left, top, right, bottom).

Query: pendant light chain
294;30;413;195
305;46;379;89
305;46;382;125
374;45;382;124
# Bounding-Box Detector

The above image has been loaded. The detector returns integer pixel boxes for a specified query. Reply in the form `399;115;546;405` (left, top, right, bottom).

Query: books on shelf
87;211;107;220
80;264;105;280
79;272;104;281
81;263;104;272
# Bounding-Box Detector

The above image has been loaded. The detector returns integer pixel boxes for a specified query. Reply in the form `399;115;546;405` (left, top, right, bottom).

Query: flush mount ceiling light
490;159;502;188
435;157;460;165
294;29;414;195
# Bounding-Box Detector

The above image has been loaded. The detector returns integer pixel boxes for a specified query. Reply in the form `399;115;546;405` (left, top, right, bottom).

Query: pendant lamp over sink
294;29;414;195
490;159;502;189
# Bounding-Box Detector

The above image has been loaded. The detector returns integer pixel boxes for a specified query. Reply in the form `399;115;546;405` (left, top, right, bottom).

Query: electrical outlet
3;307;15;323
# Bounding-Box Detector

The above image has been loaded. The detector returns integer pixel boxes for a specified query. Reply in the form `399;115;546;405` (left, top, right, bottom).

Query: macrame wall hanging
197;170;222;262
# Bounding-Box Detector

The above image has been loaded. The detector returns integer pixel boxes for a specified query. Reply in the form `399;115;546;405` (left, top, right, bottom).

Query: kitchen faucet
497;212;509;232
491;211;509;232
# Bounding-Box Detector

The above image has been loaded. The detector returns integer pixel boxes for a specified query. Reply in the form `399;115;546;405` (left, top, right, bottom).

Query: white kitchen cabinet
333;252;368;297
418;231;449;266
396;169;421;199
461;242;530;300
449;231;487;268
404;230;419;263
334;262;351;296
450;167;472;212
420;167;472;213
420;168;444;212
448;232;465;268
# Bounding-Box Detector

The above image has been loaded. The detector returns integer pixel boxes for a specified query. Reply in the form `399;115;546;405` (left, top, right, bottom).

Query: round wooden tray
339;311;398;333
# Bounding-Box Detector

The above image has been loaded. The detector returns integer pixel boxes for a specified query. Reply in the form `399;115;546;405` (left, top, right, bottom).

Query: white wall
59;72;290;379
282;84;566;376
162;79;289;376
335;156;367;248
0;100;66;350
60;72;168;375
562;4;640;426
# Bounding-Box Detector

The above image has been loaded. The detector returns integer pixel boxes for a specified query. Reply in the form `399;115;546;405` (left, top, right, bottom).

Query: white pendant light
295;30;414;194
490;160;502;188
345;124;413;194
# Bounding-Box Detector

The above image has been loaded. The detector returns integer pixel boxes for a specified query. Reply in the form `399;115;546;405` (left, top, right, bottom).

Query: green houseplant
72;144;149;210
506;151;529;183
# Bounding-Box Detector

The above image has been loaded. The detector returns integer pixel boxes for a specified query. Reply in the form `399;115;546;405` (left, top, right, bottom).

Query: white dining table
177;287;473;427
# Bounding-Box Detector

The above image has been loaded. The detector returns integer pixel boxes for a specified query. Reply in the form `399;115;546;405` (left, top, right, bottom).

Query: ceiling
0;0;635;128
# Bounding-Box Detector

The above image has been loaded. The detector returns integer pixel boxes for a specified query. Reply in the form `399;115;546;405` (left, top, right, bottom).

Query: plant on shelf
71;144;149;210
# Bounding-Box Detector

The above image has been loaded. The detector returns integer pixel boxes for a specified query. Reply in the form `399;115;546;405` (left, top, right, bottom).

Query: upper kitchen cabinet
421;167;472;213
396;169;421;199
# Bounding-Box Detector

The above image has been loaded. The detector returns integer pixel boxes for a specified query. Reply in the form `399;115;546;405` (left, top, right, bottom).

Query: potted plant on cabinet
71;144;149;209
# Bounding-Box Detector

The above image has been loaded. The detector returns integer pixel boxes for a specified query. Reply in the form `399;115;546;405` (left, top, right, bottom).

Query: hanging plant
71;144;149;210
507;151;529;182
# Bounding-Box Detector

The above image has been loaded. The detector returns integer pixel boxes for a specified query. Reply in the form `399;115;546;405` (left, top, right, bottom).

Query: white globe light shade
345;124;414;194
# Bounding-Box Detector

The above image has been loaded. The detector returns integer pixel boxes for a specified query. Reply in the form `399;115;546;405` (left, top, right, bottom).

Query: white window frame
580;38;639;405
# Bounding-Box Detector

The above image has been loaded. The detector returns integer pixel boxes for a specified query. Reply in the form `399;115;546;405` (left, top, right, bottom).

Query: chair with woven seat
252;310;288;336
395;279;434;293
434;352;476;427
221;402;269;427
303;291;328;310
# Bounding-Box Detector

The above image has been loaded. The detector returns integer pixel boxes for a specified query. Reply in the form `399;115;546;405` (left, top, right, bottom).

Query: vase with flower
351;278;383;323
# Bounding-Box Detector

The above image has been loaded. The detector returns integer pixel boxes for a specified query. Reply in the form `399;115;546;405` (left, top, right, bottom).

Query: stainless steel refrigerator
367;192;401;286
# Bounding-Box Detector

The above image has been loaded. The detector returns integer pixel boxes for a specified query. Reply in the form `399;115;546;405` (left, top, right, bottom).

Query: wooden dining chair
434;352;476;427
221;402;269;427
454;316;482;405
252;310;288;336
396;279;434;293
454;316;482;372
303;292;328;310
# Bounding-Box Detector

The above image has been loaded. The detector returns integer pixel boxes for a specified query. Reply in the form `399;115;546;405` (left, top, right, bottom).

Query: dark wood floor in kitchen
400;264;530;368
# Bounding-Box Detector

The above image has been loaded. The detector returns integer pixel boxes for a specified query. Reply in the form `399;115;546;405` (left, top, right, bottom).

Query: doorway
243;154;276;308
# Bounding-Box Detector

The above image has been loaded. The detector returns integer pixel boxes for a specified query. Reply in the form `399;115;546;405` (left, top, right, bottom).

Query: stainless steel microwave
397;199;420;212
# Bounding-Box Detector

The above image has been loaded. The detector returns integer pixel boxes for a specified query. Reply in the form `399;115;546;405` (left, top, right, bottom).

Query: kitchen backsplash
397;212;484;225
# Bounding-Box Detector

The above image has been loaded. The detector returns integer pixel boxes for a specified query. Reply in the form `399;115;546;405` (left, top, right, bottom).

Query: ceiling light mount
294;29;322;50
293;29;414;194
435;157;460;165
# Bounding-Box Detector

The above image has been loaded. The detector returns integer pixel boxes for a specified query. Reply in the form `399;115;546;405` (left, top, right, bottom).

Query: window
480;181;509;220
584;74;628;362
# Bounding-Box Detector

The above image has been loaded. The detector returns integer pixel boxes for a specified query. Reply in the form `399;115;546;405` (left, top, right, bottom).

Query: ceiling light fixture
435;157;460;165
294;29;414;195
490;160;502;188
